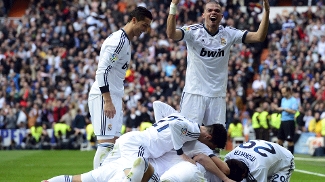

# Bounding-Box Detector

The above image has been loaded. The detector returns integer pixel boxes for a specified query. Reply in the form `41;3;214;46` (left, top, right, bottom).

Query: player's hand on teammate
263;0;270;12
180;154;196;165
104;100;116;119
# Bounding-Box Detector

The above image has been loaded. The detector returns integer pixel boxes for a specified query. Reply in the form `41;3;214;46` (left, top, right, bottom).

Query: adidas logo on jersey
200;48;225;57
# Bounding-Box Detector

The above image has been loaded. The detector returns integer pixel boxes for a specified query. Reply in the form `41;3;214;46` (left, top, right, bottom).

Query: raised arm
166;0;183;41
153;101;177;122
244;0;270;43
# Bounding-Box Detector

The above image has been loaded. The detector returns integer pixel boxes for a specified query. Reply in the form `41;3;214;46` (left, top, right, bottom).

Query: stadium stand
0;0;325;154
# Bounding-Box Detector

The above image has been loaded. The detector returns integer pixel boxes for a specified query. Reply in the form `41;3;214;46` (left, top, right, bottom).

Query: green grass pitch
0;150;324;181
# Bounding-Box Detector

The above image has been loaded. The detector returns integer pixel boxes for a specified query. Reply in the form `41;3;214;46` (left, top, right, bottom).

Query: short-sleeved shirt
225;140;294;182
179;24;247;97
281;96;298;121
89;29;131;97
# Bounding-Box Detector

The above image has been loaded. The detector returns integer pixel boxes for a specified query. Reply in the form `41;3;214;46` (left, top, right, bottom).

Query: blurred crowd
0;0;325;150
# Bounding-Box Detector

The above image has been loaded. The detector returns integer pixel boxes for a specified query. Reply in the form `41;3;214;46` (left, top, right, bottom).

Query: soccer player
101;111;227;172
88;6;153;169
41;101;230;182
272;86;298;154
166;0;270;126
41;157;155;182
41;140;232;182
224;139;295;182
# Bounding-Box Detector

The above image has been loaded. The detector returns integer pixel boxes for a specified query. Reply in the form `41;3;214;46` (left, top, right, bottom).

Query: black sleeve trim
242;31;248;43
176;148;184;155
209;154;216;158
178;28;185;41
99;85;110;93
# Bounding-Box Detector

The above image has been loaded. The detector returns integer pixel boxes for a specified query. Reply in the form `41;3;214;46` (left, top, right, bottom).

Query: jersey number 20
239;141;276;157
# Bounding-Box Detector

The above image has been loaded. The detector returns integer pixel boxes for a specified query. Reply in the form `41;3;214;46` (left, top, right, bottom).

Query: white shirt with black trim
179;24;247;97
89;29;131;97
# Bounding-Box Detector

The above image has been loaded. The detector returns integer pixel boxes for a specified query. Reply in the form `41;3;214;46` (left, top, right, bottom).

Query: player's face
132;17;151;37
202;3;223;27
281;88;289;98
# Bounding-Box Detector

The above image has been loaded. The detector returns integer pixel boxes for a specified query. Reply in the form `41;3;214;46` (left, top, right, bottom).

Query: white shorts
269;157;295;182
81;158;126;182
102;131;147;169
88;94;123;139
180;92;226;126
160;161;207;182
148;150;183;177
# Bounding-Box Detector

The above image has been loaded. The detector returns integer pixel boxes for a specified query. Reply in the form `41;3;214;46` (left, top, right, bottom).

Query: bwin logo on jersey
110;53;118;63
200;48;225;57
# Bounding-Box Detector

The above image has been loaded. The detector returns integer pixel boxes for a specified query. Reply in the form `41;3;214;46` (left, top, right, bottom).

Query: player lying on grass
41;140;233;182
42;101;229;182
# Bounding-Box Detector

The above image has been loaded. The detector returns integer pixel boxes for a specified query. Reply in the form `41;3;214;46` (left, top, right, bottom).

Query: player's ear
132;17;137;24
205;134;212;140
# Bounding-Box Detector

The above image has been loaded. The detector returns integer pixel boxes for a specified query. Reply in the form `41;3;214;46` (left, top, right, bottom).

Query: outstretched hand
171;0;180;5
263;0;270;12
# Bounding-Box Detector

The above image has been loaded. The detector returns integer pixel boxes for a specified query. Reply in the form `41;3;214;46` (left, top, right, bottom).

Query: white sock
123;157;148;182
42;175;72;182
93;143;114;169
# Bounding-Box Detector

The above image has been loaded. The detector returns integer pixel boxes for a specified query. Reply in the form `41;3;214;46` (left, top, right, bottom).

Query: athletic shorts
160;161;207;182
148;150;183;177
102;131;146;169
88;94;123;139
180;92;226;126
82;158;126;182
269;157;295;182
277;120;295;142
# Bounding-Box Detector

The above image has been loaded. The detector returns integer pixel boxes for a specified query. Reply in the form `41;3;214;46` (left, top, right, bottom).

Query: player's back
225;140;293;180
141;112;199;158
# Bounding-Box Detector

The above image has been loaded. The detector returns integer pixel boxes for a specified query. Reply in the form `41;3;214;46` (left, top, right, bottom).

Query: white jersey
142;112;201;158
225;140;295;182
89;29;131;97
180;24;247;97
153;101;177;121
148;140;214;177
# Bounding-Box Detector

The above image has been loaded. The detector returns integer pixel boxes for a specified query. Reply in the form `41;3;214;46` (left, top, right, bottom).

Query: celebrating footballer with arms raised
166;0;270;127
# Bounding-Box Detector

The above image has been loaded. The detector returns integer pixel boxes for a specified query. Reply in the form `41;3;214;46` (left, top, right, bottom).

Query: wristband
169;3;177;15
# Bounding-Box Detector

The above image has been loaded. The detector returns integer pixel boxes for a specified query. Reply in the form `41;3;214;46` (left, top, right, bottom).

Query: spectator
125;107;140;133
5;107;17;129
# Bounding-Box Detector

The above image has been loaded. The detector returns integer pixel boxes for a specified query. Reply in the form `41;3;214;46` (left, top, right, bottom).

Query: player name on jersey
233;150;257;162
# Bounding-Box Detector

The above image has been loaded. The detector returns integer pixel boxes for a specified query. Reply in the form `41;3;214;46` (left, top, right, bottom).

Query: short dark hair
204;0;222;10
128;6;153;22
207;123;227;149
226;159;249;181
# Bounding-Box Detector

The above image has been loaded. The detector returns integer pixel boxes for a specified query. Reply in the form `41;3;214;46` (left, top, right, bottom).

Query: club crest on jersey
220;37;226;45
110;53;118;63
107;124;112;131
181;128;187;135
183;26;191;31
